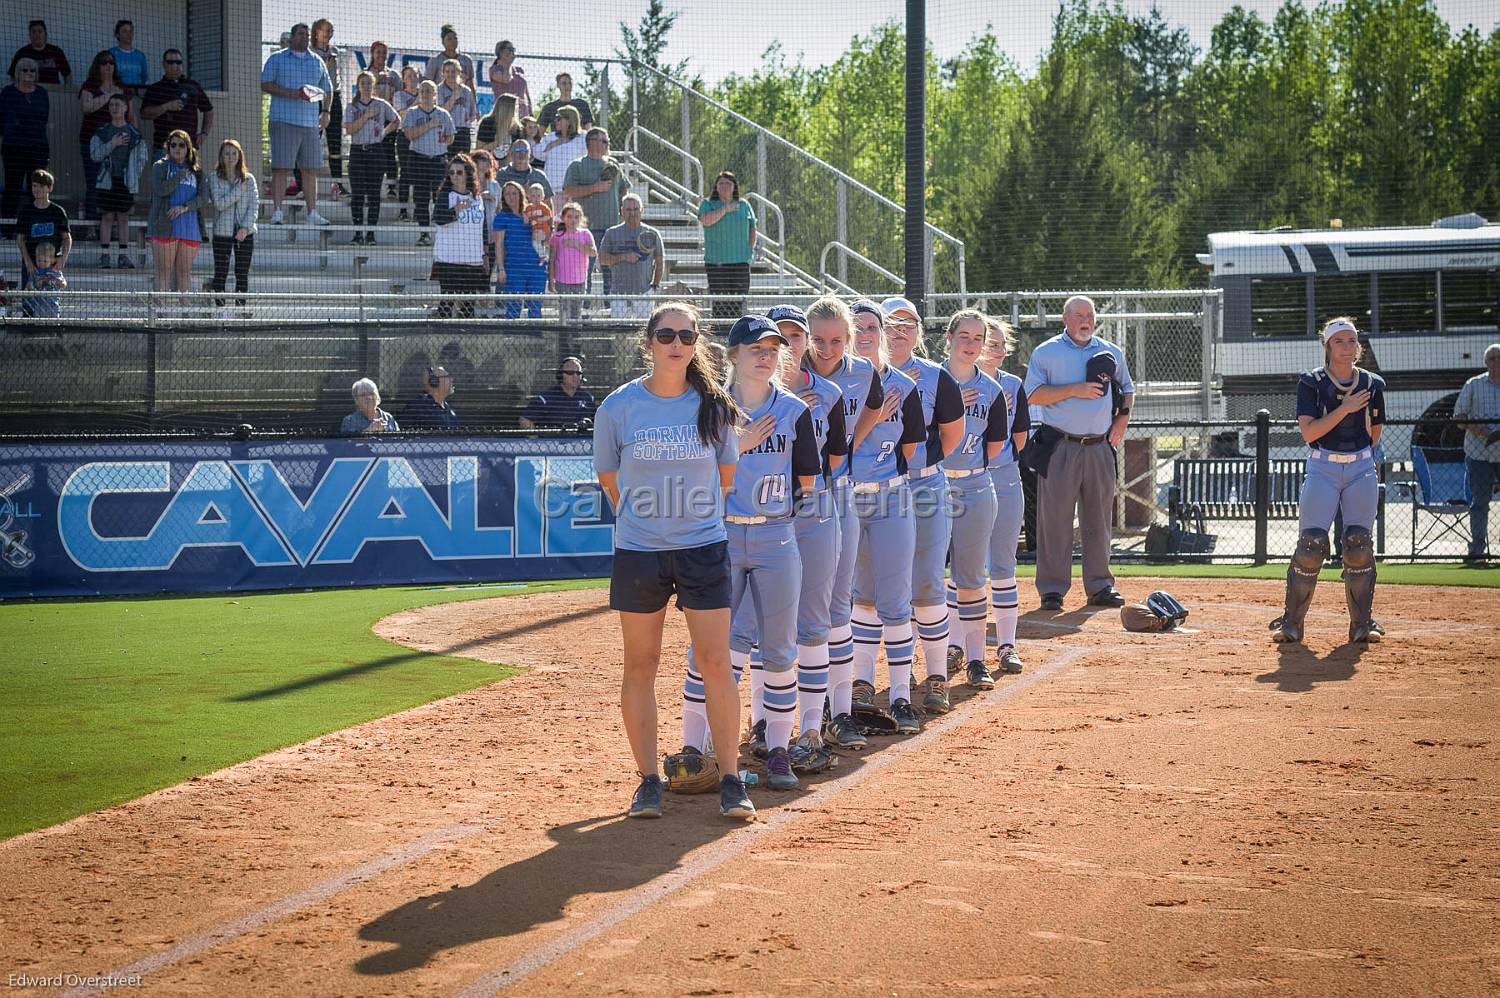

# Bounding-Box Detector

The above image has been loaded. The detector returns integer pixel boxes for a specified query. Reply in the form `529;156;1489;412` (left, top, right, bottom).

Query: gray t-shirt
1454;373;1500;462
497;165;552;199
593;378;738;552
437;82;477;130
599;223;662;294
402;105;454;156
424;51;474;84
563;155;628;230
347;97;398;146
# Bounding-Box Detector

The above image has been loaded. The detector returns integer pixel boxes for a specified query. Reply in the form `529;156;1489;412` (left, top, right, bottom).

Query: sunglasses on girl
653;328;698;345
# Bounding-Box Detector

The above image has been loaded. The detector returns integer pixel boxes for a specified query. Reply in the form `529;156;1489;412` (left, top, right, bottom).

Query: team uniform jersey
942;365;1011;472
992;371;1031;465
823;355;885;481
593;379;739;551
726;385;822;519
897;355;965;473
1296;367;1386;452
787;368;849;490
849;366;925;483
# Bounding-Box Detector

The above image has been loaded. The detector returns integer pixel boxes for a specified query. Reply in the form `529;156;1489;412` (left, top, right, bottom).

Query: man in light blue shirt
1023;295;1134;609
260;23;333;226
1453;343;1500;562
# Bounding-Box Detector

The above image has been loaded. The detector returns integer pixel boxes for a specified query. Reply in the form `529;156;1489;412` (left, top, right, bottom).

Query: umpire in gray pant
1023;295;1134;610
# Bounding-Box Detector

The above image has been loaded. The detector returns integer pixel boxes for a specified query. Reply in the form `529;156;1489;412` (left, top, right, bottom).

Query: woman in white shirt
540;105;587;202
431;152;488;318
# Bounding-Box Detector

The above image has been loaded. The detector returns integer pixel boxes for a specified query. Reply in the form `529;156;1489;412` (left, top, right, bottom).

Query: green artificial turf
0;579;603;840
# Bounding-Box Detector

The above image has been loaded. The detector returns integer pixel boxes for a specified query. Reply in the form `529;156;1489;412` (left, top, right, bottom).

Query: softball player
979;317;1032;675
938;310;1011;694
849;300;929;736
882;297;966;712
803;298;897;750
593;301;755;820
732;304;888;769
1271;317;1387;645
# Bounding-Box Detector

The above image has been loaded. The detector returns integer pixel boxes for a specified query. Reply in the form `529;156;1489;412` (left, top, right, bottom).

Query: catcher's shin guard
1273;529;1328;642
1342;526;1378;641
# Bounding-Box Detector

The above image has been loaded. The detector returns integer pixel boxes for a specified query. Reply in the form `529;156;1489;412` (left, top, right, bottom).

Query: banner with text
0;437;613;599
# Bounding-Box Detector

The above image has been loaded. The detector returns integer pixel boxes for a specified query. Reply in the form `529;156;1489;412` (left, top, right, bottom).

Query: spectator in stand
563;126;627;301
699;170;757;320
205;138;258;315
549;202;594;324
491;179;546;320
9;20;69;84
403;365;460;430
476;92;520;161
424;26;473;87
520;356;596;430
488;40;530;117
438;58;477;157
141;49;213;152
392;65;420;220
88;93;146;269
599;193;664;320
2;60;50;235
472;148;500;281
14;169;70;288
147;129;208;296
539;105;585;199
109;20;148;87
523;182;552;257
431;153;488;318
401;80;454;245
537;72;593;130
344;70;400;244
309;20;344;191
342;378;399;434
260;24;332;226
519;115;546;168
21;239;65;318
497;139;551;199
78;51;136;236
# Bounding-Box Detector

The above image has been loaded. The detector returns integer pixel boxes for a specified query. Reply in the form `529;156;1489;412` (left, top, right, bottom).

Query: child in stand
549;202;594;323
524;182;553;259
23;241;66;318
89;93;147;269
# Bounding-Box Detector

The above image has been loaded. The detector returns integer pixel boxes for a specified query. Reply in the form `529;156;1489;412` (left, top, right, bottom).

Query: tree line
613;0;1500;292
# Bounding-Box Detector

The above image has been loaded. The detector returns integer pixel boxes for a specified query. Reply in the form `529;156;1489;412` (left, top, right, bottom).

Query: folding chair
1396;447;1472;560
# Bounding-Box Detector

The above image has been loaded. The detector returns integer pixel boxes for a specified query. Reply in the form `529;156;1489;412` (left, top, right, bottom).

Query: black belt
1062;432;1107;445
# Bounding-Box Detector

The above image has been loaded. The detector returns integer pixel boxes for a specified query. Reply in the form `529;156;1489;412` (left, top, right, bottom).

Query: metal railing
628;61;967;299
625;125;704;200
819;242;904;293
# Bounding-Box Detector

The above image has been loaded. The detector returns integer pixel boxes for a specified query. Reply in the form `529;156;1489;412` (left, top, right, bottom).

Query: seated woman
341;377;400;434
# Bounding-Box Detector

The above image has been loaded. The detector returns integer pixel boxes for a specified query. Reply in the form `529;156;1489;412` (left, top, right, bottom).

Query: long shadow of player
1018;603;1113;640
1253;641;1364;693
354;811;728;975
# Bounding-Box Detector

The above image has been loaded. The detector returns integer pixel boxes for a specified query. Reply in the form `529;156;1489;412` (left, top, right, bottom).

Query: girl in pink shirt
549;202;595;322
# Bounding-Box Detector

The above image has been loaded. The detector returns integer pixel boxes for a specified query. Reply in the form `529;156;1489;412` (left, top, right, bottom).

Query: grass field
1;563;1492;840
0;579;604;840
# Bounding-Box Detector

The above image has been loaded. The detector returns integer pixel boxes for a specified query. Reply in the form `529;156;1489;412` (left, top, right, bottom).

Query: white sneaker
307;211;331;226
270;209;285;224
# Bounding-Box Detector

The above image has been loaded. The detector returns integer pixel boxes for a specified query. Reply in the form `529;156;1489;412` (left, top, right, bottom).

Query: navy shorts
610;541;732;613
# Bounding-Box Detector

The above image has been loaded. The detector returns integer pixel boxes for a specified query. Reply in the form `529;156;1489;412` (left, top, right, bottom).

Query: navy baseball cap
766;304;808;331
850;299;883;320
727;315;787;348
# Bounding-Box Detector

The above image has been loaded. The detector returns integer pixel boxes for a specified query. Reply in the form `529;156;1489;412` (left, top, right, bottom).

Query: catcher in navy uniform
1272;317;1386;645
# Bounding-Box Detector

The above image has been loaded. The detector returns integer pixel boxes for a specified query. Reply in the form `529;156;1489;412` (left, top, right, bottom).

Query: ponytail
645;301;742;448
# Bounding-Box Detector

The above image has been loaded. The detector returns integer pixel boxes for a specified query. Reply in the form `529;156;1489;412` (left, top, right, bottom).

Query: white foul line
62;822;487;998
452;645;1097;998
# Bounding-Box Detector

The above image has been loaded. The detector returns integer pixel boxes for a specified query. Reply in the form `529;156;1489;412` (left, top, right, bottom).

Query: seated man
402;366;461;430
519;356;595;430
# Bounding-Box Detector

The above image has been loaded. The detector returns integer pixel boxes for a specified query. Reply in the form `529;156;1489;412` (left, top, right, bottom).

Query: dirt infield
2;578;1497;996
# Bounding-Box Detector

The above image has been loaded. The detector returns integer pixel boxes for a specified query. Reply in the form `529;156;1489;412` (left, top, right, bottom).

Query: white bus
1201;214;1499;441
